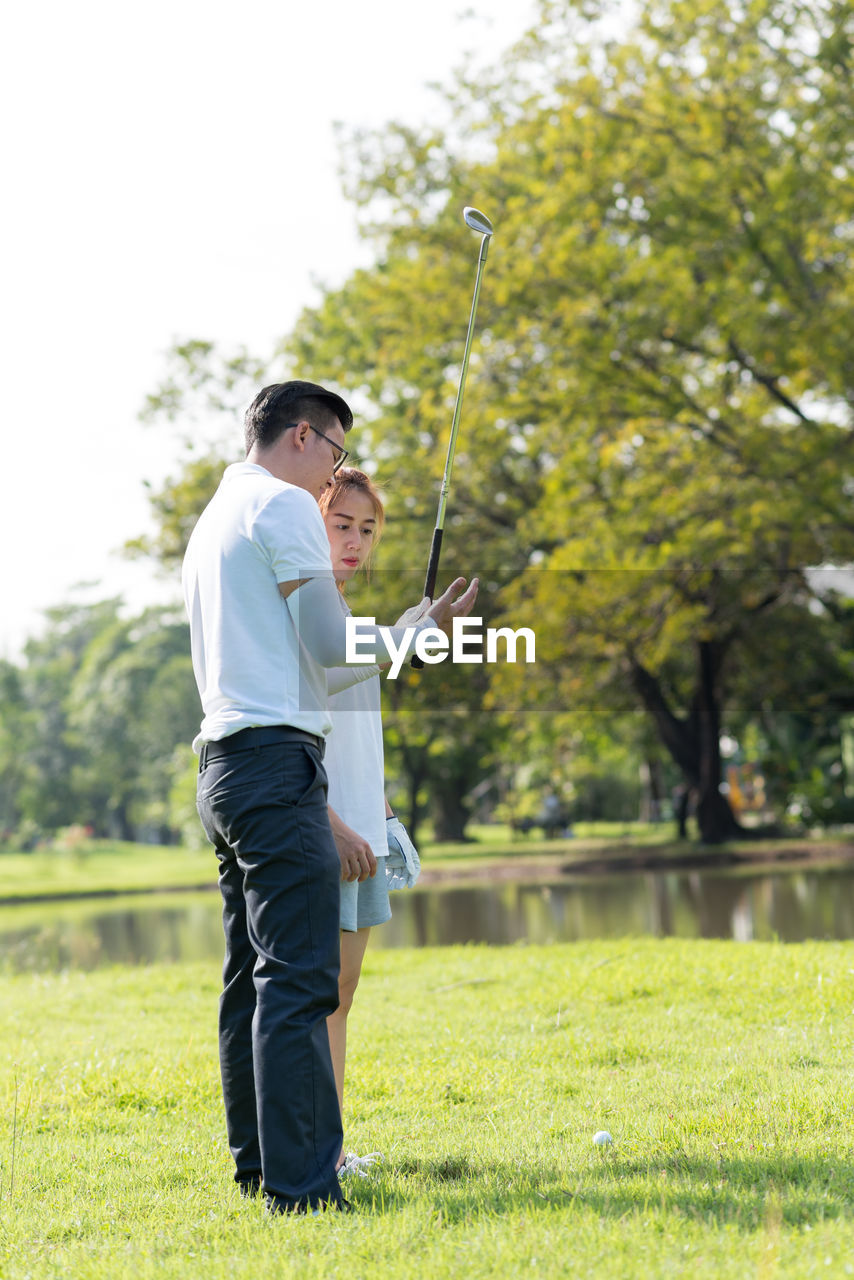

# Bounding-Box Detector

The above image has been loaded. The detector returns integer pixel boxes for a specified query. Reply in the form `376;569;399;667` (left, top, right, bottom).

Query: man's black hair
244;380;353;453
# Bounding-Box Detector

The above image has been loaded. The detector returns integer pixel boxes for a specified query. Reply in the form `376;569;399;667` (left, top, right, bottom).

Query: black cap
267;379;353;431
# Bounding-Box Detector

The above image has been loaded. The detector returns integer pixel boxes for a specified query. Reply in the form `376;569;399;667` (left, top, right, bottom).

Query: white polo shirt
182;462;337;748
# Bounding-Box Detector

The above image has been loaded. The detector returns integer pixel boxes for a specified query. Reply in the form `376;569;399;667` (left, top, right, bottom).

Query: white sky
0;0;537;660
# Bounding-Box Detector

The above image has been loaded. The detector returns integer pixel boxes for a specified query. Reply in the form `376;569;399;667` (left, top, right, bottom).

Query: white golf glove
395;597;432;627
385;816;421;890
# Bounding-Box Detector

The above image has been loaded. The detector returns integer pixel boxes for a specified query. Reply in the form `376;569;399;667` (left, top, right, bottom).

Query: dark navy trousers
197;727;344;1211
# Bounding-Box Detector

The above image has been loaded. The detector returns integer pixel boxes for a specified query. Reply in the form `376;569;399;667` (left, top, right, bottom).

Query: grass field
0;842;217;903
0;828;652;903
2;825;851;905
2;938;853;1277
0;831;635;904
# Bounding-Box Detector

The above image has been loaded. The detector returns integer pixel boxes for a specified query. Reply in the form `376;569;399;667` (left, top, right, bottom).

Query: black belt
199;726;324;765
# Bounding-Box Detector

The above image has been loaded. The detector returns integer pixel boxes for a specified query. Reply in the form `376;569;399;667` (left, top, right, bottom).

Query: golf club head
463;207;493;237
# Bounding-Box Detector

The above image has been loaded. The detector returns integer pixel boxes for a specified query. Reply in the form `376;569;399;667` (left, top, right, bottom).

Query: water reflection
0;896;224;974
1;866;853;973
375;868;854;949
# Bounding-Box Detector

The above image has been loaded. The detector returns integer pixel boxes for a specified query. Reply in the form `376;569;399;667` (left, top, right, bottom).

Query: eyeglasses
283;421;349;473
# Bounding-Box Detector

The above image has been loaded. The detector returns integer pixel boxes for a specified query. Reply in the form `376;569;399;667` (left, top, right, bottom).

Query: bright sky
0;0;537;660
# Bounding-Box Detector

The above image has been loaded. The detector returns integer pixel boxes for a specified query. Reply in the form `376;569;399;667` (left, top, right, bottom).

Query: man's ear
283;420;308;454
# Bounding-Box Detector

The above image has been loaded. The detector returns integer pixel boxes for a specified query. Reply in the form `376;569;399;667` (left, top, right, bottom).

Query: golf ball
592;1130;613;1146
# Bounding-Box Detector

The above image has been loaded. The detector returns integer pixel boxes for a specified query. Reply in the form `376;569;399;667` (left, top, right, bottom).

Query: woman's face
323;490;378;582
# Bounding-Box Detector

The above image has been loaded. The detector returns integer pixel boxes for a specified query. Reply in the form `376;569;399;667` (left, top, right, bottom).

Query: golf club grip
411;527;444;669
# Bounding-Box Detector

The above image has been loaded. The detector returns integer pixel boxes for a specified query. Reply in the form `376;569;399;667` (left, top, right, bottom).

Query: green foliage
283;0;853;840
139;340;270;440
131;0;854;842
725;593;854;818
128;341;271;567
126;454;225;567
168;744;206;850
0;600;200;841
0;660;29;834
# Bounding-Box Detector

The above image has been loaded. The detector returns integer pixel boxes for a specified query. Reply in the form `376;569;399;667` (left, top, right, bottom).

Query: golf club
412;206;494;668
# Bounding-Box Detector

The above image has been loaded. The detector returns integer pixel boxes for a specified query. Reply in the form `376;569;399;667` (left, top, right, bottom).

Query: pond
1;863;854;973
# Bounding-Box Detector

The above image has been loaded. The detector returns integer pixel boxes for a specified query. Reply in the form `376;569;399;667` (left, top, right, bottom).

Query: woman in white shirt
320;467;414;1176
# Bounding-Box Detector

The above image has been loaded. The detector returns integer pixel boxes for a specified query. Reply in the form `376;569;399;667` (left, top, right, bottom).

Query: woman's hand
328;805;377;882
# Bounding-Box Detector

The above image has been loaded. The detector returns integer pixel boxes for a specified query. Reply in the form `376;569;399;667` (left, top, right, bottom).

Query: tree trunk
695;785;742;843
638;757;665;822
674;785;692;839
630;639;742;845
106;805;135;842
694;640;742;843
399;743;430;847
431;782;471;843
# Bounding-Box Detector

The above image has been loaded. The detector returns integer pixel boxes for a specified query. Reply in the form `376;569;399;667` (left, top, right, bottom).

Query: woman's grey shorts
340;864;392;932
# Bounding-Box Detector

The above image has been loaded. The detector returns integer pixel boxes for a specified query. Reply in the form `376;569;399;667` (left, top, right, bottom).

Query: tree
127;340;269;566
7;600;123;835
66;606;199;839
724;588;854;822
284;0;853;841
0;660;29;836
135;0;854;843
0;599;199;842
138;342;523;841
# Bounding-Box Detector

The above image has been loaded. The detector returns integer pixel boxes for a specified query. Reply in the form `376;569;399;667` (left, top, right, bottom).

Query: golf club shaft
425;232;490;592
412;226;490;668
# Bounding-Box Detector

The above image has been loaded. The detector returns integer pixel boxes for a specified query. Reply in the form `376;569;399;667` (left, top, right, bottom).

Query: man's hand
328;806;377;883
426;576;479;634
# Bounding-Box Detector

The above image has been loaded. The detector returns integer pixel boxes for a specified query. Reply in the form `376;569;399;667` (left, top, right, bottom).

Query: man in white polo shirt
182;381;476;1214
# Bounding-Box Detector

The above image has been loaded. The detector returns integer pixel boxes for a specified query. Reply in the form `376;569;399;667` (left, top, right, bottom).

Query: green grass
0;842;217;903
3;827;850;905
2;939;854;1277
411;823;854;882
0;832;644;902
